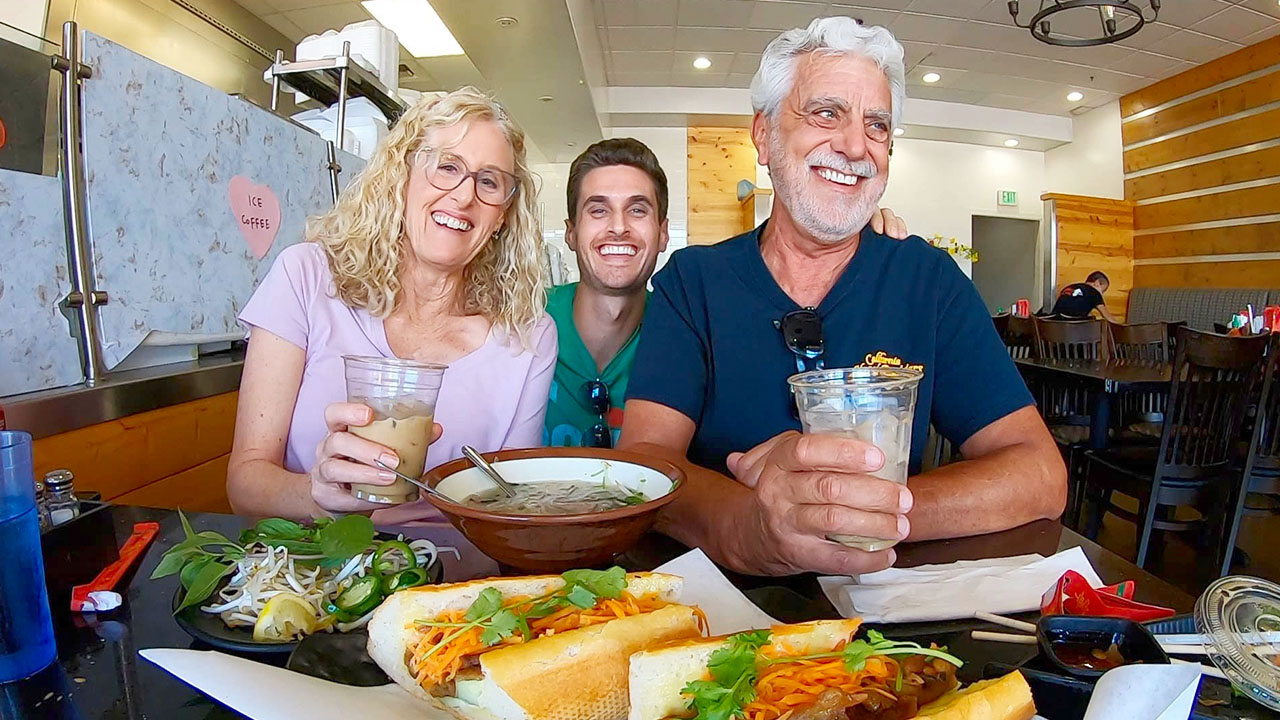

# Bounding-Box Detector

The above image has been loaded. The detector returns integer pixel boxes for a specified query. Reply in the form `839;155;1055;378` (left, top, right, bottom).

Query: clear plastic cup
788;366;923;552
1;431;57;682
343;356;447;504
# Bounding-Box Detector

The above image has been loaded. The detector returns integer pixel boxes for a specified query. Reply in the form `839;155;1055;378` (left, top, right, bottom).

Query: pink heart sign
228;175;281;259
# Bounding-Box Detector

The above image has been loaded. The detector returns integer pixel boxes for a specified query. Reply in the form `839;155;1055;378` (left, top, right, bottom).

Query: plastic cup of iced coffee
343;355;447;504
787;366;923;551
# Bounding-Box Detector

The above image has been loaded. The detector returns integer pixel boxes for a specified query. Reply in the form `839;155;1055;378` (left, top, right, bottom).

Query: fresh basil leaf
174;560;234;613
479;609;518;646
319;514;376;560
150;546;197;579
260;539;324;555
179;509;197;541
253;518;308;540
466;587;504;621
561;566;627;599
565;585;598;609
180;556;214;590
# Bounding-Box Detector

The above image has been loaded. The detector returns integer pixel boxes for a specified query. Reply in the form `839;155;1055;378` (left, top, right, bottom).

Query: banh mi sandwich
368;566;706;720
628;619;1035;720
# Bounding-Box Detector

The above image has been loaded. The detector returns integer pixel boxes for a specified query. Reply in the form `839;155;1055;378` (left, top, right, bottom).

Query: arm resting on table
226;328;324;520
905;405;1067;541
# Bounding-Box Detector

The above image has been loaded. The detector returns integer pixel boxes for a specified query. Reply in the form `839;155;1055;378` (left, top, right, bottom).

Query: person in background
1050;271;1116;321
228;87;556;523
619;17;1066;576
543;138;910;448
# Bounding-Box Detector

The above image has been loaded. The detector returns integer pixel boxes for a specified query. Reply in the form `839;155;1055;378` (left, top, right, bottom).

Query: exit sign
997;189;1018;206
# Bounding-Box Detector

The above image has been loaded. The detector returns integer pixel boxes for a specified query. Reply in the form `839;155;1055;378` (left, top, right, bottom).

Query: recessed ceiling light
922;71;941;83
893;127;905;137
494;16;518;27
361;0;464;58
692;56;712;70
1004;138;1019;147
538;95;554;102
567;142;576;147
1067;91;1084;102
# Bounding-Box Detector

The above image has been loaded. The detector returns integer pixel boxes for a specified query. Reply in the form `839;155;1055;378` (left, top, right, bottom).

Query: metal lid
1195;575;1280;711
43;469;74;492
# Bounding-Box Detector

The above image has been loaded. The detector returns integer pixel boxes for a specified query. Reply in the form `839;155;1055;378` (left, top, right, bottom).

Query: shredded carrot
405;591;694;690
737;649;898;720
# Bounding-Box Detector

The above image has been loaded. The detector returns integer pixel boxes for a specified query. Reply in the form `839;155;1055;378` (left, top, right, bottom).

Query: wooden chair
1221;335;1280;576
992;313;1011;340
1081;327;1269;571
1001;316;1037;360
1108;322;1170;441
1033;317;1105;527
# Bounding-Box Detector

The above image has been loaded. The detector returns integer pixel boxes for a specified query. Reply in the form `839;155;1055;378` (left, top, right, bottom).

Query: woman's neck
393;254;467;323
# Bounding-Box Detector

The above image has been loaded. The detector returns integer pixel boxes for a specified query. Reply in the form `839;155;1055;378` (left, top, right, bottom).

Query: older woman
228;88;554;522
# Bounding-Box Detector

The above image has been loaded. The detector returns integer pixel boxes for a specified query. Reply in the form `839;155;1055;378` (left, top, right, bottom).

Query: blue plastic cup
0;431;57;682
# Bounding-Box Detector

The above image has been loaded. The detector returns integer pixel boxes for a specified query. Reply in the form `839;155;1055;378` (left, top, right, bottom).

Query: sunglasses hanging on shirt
581;379;613;449
777;308;826;421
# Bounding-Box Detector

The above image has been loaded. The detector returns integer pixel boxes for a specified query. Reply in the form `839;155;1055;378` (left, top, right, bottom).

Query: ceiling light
893;128;905;137
1004;138;1019;147
567;142;576;147
922;71;941;83
538;95;554;102
361;0;463;58
1009;0;1159;47
692;56;712;70
1067;91;1084;102
494;16;518;27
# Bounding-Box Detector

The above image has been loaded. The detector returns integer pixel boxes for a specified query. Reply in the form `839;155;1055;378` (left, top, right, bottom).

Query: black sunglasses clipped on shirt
582;379;613;449
776;308;826;420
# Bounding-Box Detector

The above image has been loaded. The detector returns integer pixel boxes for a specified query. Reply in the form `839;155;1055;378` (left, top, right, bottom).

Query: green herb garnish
153;510;377;613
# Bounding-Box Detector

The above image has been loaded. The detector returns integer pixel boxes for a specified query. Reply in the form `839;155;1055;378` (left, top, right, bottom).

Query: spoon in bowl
373;460;452;503
461;445;518;498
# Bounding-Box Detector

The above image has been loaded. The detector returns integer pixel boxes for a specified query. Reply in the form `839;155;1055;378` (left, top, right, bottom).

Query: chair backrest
1034;318;1104;361
1245;336;1280;478
1003;316;1037;359
1158;328;1270;479
992;313;1011;339
1108;322;1169;363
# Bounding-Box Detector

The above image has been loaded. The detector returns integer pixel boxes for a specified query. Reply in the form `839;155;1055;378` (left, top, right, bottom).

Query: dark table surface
1015;358;1172;393
1;504;1269;720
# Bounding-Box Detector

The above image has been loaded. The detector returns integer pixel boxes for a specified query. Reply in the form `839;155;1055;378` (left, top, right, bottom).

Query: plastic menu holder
1196;575;1280;711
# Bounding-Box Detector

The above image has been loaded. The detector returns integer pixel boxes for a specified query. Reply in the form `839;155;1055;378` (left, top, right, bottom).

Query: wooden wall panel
1120;34;1280;116
1121;70;1280;145
115;454;233;513
1123;34;1280;290
1044;193;1134;321
1125;145;1280;201
1135;259;1280;288
687;127;757;245
32;391;237;504
1135;222;1280;259
1123;107;1280;173
1134;183;1280;229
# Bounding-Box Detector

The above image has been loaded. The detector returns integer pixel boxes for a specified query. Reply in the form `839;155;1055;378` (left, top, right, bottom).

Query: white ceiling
594;0;1280;116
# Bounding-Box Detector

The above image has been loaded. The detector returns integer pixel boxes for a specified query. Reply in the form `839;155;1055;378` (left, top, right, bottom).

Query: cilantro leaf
466;587;505;622
565;584;598;609
480;610;518;646
841;638;876;671
683;631;771;720
561;566;627;600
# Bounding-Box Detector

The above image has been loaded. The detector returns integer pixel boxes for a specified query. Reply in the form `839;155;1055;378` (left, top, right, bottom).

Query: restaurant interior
3;0;1280;718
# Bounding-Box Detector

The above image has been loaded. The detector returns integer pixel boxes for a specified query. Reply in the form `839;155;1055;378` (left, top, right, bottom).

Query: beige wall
46;0;298;113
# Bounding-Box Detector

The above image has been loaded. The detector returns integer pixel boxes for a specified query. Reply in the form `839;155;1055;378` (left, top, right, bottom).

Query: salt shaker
43;469;80;526
33;478;52;531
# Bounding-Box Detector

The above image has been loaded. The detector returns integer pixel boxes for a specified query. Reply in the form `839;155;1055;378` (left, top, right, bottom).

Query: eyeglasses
776;308;825;421
582;379;613;449
412;148;520;206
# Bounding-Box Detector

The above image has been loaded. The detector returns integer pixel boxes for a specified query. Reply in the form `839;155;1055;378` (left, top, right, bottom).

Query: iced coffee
343;356;446;504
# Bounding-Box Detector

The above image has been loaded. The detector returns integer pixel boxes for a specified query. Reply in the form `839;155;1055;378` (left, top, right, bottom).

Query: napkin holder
1041;570;1176;622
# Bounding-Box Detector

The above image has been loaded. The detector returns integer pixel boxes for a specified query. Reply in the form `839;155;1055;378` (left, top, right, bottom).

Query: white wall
532;126;688;285
0;0;50;49
1044;102;1125;200
878;137;1047;276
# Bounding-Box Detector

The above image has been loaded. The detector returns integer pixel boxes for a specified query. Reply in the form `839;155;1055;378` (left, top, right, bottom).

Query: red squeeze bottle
0;403;6;430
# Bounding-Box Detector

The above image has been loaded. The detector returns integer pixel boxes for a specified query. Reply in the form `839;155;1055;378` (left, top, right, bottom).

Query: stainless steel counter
1;350;244;439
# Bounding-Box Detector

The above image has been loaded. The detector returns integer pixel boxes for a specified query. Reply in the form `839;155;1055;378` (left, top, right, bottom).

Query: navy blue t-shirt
627;224;1034;476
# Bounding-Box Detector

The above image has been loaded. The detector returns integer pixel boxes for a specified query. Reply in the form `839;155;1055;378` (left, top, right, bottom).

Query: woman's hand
870;208;909;239
310;402;443;514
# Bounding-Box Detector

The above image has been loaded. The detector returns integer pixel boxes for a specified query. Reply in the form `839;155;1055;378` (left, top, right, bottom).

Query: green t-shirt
542;283;645;447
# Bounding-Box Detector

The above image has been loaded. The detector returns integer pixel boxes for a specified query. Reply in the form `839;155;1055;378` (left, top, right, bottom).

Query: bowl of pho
421;448;685;571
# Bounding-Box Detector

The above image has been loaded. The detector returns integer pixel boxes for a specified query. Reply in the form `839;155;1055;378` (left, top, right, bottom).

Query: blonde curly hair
307;87;545;348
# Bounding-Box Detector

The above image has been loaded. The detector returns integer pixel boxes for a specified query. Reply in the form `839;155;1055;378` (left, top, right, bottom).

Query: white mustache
806;152;877;179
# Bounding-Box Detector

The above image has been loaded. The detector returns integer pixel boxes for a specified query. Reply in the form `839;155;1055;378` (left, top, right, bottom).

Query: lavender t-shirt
239;243;557;524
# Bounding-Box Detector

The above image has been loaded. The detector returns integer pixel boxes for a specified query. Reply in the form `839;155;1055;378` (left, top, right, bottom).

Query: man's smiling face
566;164;669;295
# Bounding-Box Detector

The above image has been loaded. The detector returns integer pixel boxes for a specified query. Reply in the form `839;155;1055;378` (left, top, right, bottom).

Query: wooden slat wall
687;127;757;245
32;391;237;510
1043;193;1134;321
1122;34;1280;288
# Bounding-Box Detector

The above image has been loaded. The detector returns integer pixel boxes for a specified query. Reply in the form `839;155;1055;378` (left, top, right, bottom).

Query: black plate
286;629;390;686
172;553;442;655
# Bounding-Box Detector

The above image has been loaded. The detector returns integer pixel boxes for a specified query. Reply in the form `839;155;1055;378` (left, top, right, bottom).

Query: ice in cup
787;366;923;552
343;356;447;504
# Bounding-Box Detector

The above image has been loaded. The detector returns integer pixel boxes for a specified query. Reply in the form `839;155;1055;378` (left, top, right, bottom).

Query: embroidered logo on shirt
860;350;925;373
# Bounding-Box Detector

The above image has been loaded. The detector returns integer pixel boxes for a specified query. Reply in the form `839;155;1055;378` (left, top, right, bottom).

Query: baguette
368;571;702;720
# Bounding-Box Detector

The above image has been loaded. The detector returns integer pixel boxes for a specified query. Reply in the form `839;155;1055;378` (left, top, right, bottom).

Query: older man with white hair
619;17;1066;577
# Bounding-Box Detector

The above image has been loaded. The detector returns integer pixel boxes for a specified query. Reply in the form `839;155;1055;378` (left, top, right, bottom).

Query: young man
1051;271;1116;321
543;139;908;448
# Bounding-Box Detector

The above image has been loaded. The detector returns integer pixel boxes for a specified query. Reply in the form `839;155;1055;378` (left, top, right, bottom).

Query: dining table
2;503;1274;720
1015;357;1173;450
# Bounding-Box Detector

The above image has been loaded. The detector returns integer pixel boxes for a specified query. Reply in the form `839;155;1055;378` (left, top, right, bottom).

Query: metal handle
461;446;517;497
373;460;450;503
